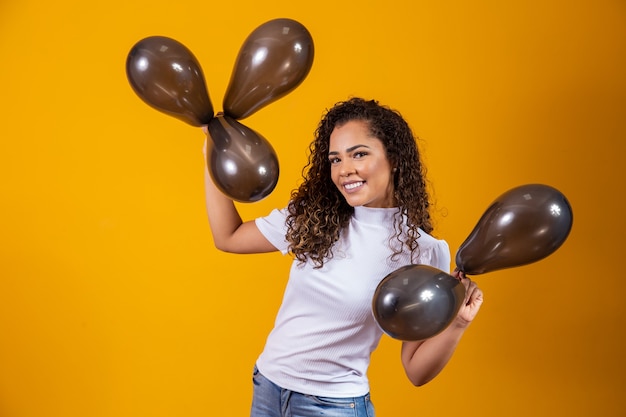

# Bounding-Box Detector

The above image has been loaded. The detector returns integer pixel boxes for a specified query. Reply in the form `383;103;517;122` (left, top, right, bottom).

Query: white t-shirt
254;205;450;397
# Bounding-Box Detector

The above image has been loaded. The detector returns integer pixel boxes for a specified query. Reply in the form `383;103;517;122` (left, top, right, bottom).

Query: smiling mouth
344;181;364;191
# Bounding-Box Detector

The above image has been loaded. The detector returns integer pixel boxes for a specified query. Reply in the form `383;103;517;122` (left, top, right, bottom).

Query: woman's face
328;120;396;208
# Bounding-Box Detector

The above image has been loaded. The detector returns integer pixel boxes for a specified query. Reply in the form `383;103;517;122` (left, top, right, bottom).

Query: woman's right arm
203;133;278;254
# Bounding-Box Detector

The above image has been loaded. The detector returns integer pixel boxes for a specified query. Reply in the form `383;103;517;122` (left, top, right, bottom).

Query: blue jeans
250;365;375;417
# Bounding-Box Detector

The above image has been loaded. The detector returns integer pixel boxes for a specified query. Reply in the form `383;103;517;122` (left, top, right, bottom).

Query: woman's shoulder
417;228;448;246
416;228;451;271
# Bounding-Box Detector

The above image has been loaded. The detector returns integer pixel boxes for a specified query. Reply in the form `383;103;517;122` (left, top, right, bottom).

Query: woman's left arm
400;271;484;386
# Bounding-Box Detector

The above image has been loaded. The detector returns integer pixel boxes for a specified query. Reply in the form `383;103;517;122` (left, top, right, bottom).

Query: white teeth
345;182;363;190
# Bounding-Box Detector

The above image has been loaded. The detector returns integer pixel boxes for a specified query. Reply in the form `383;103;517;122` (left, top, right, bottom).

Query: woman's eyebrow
328;144;371;155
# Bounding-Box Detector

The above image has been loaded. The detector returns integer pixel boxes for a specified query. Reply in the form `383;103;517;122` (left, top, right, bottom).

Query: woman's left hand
451;269;484;326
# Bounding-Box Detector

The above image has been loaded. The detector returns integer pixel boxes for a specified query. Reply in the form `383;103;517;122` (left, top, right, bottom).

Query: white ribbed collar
352;206;401;224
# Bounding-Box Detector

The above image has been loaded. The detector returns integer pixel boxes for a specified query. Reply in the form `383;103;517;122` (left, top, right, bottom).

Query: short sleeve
416;232;451;273
255;208;290;255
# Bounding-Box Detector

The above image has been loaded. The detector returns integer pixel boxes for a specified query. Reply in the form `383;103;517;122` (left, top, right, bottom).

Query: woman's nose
339;161;355;176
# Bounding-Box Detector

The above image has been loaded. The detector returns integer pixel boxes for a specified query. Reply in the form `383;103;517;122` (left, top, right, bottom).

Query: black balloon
126;36;214;126
372;265;466;341
456;184;573;275
206;115;279;202
223;18;315;120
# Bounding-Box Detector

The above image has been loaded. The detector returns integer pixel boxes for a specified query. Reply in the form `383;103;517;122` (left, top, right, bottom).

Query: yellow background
1;0;625;416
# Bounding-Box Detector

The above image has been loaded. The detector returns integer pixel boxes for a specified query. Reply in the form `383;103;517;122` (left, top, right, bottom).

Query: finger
452;269;467;281
466;285;484;307
464;280;477;295
460;275;471;291
461;280;472;304
462;279;479;302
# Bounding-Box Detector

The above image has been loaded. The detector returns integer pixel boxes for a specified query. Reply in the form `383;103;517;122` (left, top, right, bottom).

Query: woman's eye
353;151;367;159
329;157;340;164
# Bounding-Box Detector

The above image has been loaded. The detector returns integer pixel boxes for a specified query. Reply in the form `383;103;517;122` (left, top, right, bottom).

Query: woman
203;97;483;416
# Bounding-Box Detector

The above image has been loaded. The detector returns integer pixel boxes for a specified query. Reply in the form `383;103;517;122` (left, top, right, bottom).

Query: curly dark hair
285;97;433;268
